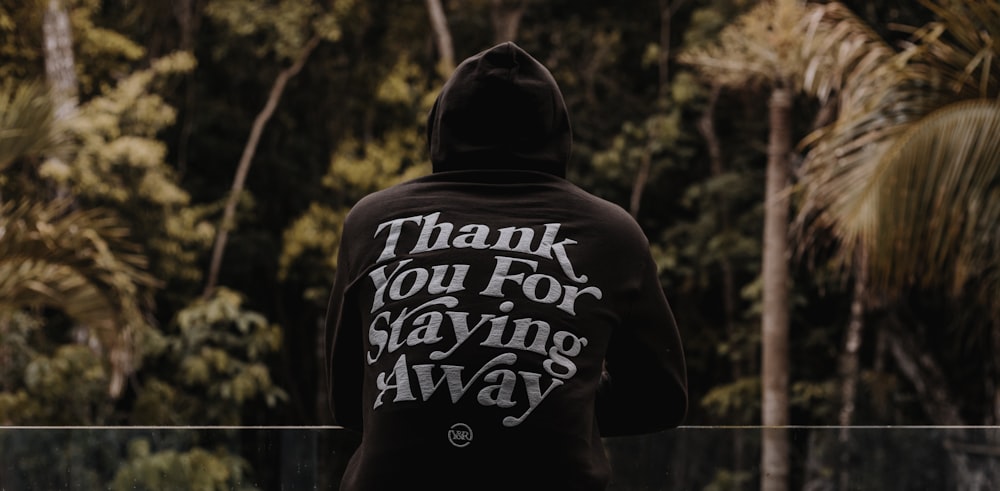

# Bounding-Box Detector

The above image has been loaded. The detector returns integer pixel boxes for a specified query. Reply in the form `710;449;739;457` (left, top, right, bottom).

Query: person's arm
325;237;363;432
596;251;687;436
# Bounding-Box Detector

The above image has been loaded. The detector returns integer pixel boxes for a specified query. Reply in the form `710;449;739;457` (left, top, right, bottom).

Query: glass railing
2;426;998;489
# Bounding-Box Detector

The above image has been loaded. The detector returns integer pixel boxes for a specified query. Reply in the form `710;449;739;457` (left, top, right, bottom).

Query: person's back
327;42;687;491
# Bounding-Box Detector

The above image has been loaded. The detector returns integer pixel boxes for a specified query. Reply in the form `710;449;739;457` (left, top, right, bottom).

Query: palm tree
0;81;157;400
681;2;809;489
795;0;1000;487
796;0;999;410
788;4;900;487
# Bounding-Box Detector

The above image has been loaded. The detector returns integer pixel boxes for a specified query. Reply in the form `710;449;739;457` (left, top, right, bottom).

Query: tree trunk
317;315;331;424
698;83;748;477
884;322;963;426
760;87;792;491
657;0;672;100
43;0;77;120
991;319;1000;424
491;0;525;43
697;85;734;339
629;0;690;218
884;320;1000;489
174;0;204;177
655;0;690;99
424;0;454;76
629;150;651;218
204;36;321;296
837;247;868;489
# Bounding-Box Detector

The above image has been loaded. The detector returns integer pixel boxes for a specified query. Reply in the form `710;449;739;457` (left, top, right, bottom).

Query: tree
0;79;159;402
424;0;455;75
110;439;256;491
202;0;353;296
795;0;1000;487
42;0;77;120
681;2;810;489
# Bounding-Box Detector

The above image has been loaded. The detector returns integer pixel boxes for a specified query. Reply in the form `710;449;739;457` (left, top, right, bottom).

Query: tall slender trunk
174;0;204;177
43;0;77;120
629;0;686;218
317;315;331;424
491;0;525;43
204;36;321;296
698;83;747;475
991;319;1000;424
424;0;454;76
761;87;792;491
629;150;651;218
657;0;673;101
837;247;868;489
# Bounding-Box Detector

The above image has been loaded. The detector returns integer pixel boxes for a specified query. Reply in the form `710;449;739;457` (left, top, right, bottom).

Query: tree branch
491;0;526;43
425;0;455;76
203;35;322;297
884;320;965;426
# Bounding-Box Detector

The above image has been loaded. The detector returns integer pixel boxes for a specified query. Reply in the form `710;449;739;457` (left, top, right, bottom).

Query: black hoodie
327;42;687;491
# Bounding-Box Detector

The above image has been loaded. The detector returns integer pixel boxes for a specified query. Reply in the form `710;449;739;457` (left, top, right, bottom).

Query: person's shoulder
343;176;429;223
561;182;648;235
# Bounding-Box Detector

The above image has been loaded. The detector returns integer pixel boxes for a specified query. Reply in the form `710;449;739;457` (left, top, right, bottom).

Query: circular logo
447;423;473;448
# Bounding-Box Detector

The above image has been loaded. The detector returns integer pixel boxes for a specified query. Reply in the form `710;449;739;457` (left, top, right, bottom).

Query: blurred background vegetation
1;0;998;489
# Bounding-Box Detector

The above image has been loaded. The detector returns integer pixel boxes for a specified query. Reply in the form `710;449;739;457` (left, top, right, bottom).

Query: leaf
864;100;1000;306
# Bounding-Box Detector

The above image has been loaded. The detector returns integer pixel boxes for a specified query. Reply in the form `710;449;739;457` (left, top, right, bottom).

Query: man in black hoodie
326;42;687;491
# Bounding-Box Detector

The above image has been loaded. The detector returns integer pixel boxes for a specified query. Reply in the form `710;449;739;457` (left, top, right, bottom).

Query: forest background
1;0;998;489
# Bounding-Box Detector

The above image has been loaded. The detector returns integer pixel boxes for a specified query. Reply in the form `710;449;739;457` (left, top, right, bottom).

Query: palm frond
0;199;159;396
798;2;898;105
795;0;1000;269
863;100;1000;307
679;1;808;89
913;0;1000;98
0;80;67;171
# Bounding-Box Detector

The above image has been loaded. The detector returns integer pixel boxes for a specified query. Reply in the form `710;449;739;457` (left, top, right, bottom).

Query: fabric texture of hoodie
326;42;687;491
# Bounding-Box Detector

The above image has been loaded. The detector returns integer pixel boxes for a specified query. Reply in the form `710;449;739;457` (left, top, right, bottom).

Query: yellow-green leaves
205;0;353;60
158;287;287;423
111;441;254;491
864;100;1000;306
0;80;62;171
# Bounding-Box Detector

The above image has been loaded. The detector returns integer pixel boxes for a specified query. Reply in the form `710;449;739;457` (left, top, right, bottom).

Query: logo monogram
448;422;473;448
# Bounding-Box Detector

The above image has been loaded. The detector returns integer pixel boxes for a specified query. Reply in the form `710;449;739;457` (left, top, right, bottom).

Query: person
325;41;687;491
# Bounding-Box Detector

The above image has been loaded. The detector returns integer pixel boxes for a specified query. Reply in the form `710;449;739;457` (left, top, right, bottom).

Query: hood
427;42;572;177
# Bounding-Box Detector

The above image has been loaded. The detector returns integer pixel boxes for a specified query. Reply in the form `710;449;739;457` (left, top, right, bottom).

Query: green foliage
0;2;44;81
58;52;194;206
864;101;1000;309
592;109;685;184
0;0;150;98
131;288;286;425
656;171;763;291
680;1;810;89
55;51;214;292
280;47;434;306
682;0;754;48
205;0;353;60
279;127;431;306
701;376;761;422
703;469;755;491
0;79;67;170
796;1;1000;307
278;203;346;284
0;198;159;400
790;379;838;421
111;438;256;491
322;130;431;200
0;344;110;424
71;0;146;94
